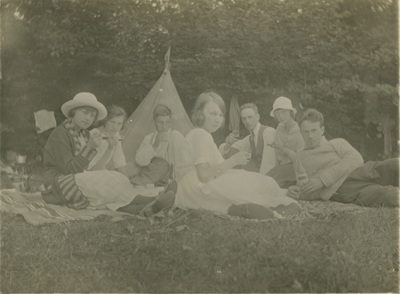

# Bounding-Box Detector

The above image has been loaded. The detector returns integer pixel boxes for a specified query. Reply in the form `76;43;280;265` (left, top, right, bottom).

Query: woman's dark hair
68;106;99;122
97;105;127;127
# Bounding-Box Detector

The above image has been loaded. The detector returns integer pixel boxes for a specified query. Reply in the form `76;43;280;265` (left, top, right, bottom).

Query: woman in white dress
175;92;300;219
76;104;151;211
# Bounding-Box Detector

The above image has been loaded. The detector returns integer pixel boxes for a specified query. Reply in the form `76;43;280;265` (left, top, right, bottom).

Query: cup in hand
226;133;238;146
232;130;240;139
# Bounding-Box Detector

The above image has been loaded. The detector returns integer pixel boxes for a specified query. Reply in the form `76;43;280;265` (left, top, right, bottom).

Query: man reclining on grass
287;108;399;207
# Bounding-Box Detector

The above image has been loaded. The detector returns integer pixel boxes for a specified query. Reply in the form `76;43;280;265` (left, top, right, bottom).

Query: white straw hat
270;96;297;117
61;92;107;121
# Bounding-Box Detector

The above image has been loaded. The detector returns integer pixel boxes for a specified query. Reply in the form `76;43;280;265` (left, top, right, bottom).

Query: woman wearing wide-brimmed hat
41;92;155;212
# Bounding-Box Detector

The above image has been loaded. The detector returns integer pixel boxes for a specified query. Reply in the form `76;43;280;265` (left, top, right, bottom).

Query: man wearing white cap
219;103;276;174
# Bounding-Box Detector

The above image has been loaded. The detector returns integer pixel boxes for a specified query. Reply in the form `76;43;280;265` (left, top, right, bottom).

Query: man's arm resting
319;139;363;187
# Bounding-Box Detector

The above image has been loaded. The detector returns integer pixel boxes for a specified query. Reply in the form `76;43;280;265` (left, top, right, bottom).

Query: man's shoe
140;190;175;217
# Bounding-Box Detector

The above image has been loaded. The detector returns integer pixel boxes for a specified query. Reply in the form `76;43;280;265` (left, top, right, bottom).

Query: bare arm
196;152;249;183
221;135;251;156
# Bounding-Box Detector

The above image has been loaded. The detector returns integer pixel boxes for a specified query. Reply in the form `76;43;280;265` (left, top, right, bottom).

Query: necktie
250;131;256;155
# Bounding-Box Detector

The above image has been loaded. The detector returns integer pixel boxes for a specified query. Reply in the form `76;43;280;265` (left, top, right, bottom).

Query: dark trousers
331;158;399;207
129;157;172;186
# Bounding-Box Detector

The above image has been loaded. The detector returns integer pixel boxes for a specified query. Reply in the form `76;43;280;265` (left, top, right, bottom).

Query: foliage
1;0;398;160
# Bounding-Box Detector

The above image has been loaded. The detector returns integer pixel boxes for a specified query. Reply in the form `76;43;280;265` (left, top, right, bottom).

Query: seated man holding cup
130;104;190;186
219;103;276;175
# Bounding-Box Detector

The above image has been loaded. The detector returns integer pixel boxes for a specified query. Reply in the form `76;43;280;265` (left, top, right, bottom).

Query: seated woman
88;105;128;173
266;96;305;188
175;92;300;219
41;92;159;213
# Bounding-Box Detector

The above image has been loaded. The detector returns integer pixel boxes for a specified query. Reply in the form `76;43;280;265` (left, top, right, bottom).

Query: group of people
41;91;399;220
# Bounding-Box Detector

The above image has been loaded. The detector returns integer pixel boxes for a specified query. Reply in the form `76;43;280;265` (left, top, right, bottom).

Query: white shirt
251;123;261;147
135;129;171;167
135;129;192;180
219;123;277;174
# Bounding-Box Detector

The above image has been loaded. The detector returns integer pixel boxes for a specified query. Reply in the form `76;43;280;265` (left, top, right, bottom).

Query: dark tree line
1;0;398;162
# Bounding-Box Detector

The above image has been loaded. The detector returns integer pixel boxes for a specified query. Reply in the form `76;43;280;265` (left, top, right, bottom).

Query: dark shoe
41;185;64;205
140;190;175;217
117;203;148;214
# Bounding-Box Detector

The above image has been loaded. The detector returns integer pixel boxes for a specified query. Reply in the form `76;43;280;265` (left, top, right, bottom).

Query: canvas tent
121;48;193;162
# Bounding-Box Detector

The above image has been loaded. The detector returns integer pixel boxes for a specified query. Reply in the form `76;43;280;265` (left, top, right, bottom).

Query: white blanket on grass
1;188;372;226
0;187;163;226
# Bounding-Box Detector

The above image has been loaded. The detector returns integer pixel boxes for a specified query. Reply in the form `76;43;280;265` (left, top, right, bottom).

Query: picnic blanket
0;187;164;226
286;200;370;221
2;188;372;225
214;200;371;222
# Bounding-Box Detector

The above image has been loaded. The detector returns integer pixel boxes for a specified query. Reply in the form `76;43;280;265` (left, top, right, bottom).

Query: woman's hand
231;151;251;166
87;132;102;149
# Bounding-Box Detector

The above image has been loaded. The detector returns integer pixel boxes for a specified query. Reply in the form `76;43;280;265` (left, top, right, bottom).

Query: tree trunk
382;116;392;159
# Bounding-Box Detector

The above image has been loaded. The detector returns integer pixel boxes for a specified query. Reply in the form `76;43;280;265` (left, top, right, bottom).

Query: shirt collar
252;122;261;136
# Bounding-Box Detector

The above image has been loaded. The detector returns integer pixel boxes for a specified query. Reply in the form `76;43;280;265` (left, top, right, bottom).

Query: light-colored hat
270;96;297;117
61;92;107;121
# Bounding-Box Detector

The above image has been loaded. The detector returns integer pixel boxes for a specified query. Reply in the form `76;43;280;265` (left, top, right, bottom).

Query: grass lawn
1;206;398;293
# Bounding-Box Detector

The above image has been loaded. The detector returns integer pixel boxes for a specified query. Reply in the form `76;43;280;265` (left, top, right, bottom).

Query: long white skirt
176;168;297;214
74;170;137;211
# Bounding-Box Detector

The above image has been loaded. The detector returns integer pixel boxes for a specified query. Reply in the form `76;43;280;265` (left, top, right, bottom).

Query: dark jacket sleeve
44;125;97;175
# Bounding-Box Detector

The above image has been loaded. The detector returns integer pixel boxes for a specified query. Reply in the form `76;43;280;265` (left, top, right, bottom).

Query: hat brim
61;100;107;121
270;107;297;117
